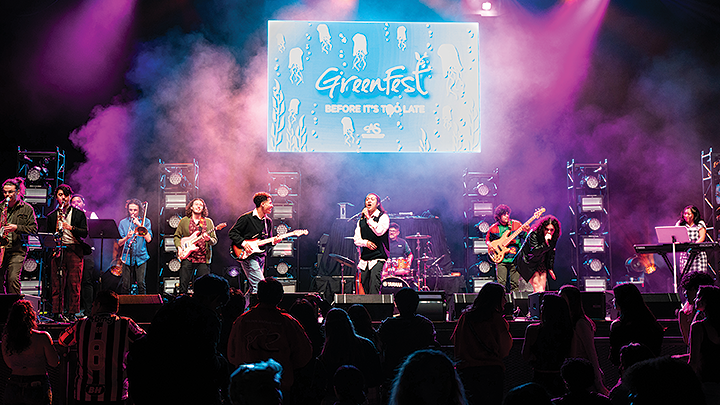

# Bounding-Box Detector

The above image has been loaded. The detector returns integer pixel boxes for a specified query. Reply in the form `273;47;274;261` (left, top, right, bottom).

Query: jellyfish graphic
317;24;332;54
288;47;304;85
397;26;407;51
352;33;367;71
341;116;356;147
276;33;286;53
437;44;465;99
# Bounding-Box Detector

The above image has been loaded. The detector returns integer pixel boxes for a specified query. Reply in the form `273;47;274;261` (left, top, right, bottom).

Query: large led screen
268;21;480;152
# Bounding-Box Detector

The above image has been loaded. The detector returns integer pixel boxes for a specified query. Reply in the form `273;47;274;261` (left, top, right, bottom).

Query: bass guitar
177;222;227;260
488;207;545;263
231;229;308;261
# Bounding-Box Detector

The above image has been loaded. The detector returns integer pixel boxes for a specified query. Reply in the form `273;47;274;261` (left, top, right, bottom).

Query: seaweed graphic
271;79;285;151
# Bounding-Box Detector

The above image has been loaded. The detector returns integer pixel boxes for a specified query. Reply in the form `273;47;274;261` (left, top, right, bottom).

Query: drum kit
332;232;443;295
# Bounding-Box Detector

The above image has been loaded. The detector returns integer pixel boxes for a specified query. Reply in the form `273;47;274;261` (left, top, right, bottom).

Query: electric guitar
177;222;227;260
231;229;308;260
488;207;545;263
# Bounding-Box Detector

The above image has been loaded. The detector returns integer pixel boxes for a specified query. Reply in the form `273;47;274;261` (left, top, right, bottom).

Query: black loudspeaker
528;292;545;319
452;293;477;320
334;294;394;321
512;291;529;316
118;294;163;323
642;293;681;320
0;294;41;325
278;292;322;312
581;291;609;320
417;291;446;322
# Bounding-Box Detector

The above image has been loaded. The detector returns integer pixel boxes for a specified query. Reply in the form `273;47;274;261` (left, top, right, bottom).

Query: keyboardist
676;205;709;273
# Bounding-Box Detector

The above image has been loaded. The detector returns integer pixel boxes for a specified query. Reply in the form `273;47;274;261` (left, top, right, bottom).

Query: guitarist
174;198;219;294
228;192;281;295
486;204;529;293
117;198;152;295
1;177;38;295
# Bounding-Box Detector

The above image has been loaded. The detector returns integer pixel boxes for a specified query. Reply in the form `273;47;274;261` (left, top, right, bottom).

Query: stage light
472;238;488;255
276;262;290;275
24;187;49;205
273;204;293;219
476;220;490;233
276;184;291;198
476;182;497;197
583;277;606;292
482;2;492;11
164;236;177;252
582;236;605;253
165;193;187;209
625;255;655;274
167;258;181;272
579;195;603;212
167;214;182;229
23;257;39;273
472;202;494;217
580;214;603;233
477;260;492;274
584;257;604;272
272;242;294;257
276;223;289;235
226;267;240;277
582;175;600;189
26;166;48;183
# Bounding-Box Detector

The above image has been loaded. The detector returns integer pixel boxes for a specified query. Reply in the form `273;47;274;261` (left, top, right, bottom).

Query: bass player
229;192;282;295
486;204;529;293
173;198;219;294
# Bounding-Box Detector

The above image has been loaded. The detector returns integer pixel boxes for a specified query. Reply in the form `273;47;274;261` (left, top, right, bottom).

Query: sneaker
75;311;87;319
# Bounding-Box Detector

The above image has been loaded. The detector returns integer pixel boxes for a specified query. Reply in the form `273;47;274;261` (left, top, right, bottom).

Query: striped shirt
59;313;146;401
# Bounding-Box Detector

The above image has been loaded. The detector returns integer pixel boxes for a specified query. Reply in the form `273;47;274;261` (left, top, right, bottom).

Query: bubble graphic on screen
341;117;355;147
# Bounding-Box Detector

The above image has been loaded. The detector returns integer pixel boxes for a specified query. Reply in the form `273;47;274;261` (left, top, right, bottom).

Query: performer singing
486;204;529;293
174;198;219;294
118;199;152;295
388;222;413;277
47;184;90;323
516;215;560;293
1;177;38;294
229;192;280;295
353;193;390;294
676;205;709;273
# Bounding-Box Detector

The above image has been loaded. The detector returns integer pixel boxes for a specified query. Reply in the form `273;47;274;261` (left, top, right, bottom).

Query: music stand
329;253;356;294
88;219;121;277
31;233;59;321
655;226;690;294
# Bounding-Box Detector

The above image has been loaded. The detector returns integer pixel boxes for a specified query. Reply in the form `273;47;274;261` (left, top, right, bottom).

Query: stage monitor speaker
277;277;298;293
452;293;477;320
0;294;41;325
118;294;164;323
277;292;323;312
512;291;529;316
417;291;446;321
581;291;611;320
642;293;681;320
528;292;545;319
334;294;394;321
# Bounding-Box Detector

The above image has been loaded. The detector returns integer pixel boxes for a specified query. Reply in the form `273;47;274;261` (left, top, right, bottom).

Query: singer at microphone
516;215;561;293
353;192;390;294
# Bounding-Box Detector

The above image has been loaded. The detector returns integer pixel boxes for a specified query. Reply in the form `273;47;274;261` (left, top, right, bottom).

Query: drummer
387;223;413;277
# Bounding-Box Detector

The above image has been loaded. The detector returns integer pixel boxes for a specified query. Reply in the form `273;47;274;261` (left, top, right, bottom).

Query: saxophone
0;197;10;267
53;202;67;258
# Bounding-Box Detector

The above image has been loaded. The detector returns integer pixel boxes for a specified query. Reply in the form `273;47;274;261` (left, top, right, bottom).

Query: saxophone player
117;199;152;295
1;177;38;294
47;184;90;323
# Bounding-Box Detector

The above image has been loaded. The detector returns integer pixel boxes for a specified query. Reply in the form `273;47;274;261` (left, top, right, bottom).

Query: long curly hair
185;198;208;218
531;215;561;247
2;300;37;355
678;205;702;226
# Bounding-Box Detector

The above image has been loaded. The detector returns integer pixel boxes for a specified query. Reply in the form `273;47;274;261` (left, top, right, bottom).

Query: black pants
179;260;209;294
360;260;384;294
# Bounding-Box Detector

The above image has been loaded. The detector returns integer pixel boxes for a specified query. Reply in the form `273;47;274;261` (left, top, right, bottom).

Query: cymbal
329;253;355;267
418;256;436;261
406;233;431;240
